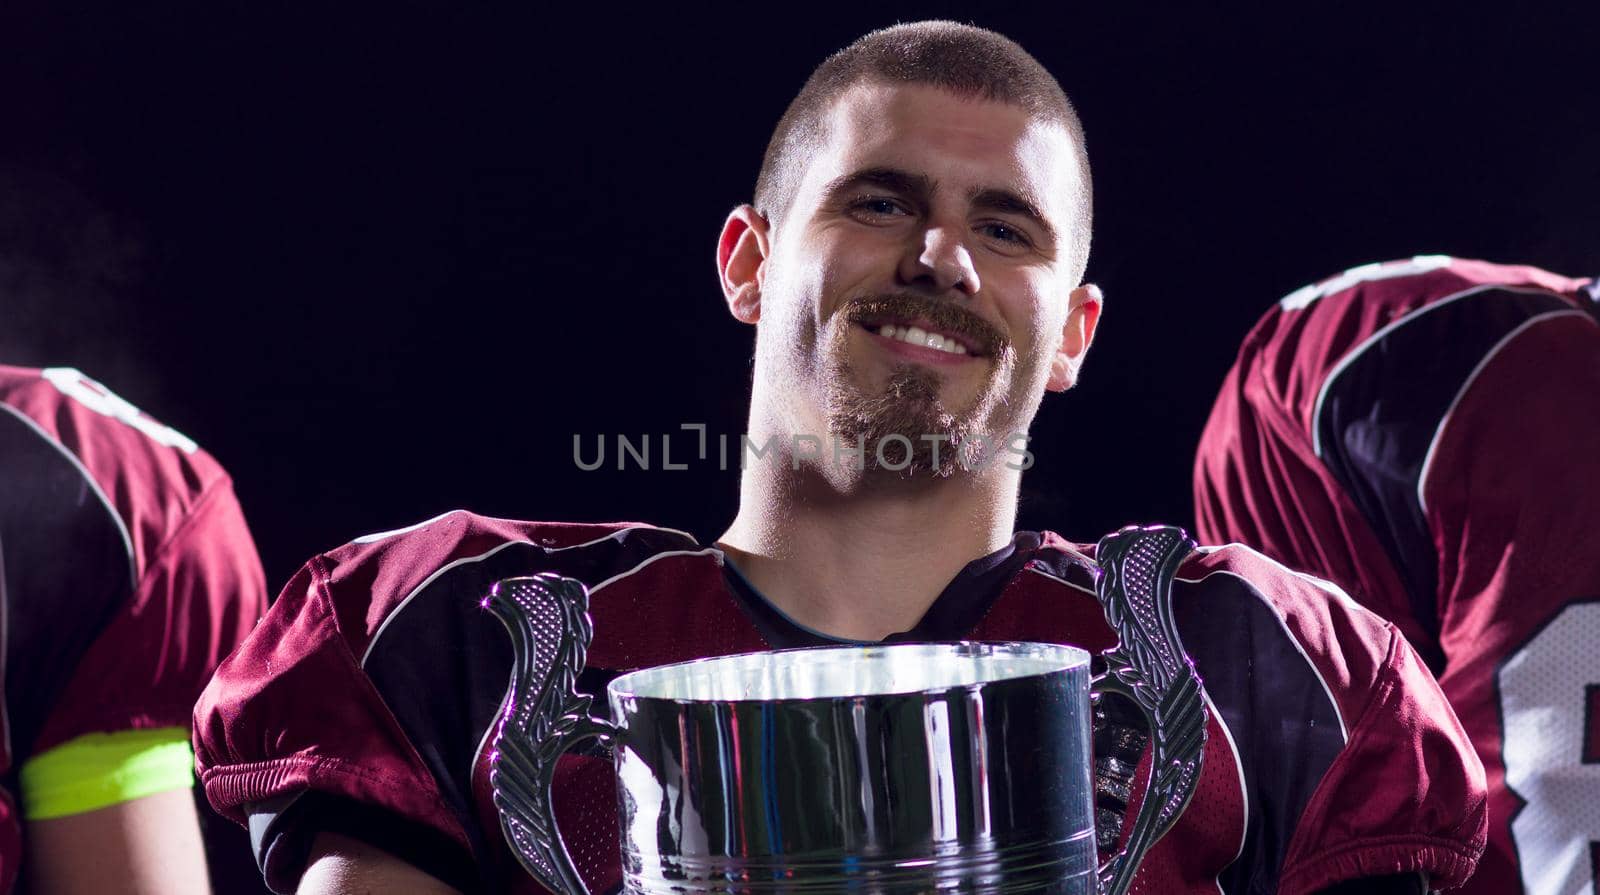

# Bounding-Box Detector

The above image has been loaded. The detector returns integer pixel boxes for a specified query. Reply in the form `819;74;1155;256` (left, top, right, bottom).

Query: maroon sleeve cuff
1280;835;1482;895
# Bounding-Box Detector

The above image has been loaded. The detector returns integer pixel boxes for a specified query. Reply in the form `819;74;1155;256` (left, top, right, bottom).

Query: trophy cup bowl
613;642;1096;892
487;525;1207;895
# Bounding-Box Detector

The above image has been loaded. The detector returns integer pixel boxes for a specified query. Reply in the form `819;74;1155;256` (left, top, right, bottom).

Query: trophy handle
1090;525;1208;895
484;574;619;895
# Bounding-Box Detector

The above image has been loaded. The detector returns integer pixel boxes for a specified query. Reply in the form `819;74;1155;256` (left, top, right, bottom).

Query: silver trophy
486;525;1206;895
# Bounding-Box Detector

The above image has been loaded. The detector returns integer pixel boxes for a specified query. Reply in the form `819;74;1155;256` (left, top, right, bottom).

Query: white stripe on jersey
352;509;469;544
1416;308;1595;514
0;400;137;585
42;367;198;453
1309;283;1565;459
353;512;699;550
1278;255;1453;311
1202;685;1248;895
360;538;535;667
1177;565;1351;742
359;522;702;665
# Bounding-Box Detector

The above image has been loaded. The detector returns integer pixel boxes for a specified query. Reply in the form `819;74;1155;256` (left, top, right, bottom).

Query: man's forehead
805;82;1080;217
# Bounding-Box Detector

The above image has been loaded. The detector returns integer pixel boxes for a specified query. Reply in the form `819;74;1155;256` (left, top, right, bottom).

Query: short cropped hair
754;21;1092;279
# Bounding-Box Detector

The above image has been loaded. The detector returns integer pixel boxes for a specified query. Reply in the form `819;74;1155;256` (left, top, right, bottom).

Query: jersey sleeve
1278;614;1484;892
192;511;609;893
192;554;473;891
1191;547;1488;894
35;477;268;750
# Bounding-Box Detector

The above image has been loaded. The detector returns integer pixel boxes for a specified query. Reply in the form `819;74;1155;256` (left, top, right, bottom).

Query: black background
4;3;1598;590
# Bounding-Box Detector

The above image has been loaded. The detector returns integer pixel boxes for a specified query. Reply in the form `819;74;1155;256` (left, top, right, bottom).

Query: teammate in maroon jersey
0;365;267;893
196;23;1486;895
1194;256;1600;894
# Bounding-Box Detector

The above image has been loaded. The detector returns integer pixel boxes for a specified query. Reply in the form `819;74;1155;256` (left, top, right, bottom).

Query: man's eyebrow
969;187;1058;245
820;167;934;203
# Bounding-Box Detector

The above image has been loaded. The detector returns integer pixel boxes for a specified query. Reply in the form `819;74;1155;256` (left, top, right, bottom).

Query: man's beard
823;293;1016;477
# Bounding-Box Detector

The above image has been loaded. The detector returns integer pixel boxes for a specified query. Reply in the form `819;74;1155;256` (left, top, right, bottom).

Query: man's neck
717;450;1021;641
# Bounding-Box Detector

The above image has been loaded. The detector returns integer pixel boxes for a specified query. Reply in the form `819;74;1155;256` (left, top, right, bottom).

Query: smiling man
195;22;1486;895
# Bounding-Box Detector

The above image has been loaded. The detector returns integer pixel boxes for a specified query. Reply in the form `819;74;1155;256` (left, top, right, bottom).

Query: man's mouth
856;316;986;357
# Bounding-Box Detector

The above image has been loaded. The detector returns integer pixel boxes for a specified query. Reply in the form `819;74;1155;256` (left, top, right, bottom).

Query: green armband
19;727;194;821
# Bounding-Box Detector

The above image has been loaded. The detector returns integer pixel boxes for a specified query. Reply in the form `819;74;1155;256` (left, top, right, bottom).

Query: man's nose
898;225;980;296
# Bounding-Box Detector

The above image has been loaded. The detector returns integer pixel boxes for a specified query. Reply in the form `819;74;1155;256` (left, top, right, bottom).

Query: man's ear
718;205;771;324
1046;283;1103;392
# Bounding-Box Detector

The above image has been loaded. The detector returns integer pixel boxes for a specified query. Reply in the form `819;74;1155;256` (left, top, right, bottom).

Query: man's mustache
840;293;1008;357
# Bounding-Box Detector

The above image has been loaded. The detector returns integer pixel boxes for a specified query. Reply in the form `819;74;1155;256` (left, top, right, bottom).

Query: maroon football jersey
1193;256;1600;894
195;510;1485;894
0;365;268;891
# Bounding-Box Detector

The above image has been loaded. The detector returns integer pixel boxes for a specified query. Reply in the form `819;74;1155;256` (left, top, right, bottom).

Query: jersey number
1498;601;1600;895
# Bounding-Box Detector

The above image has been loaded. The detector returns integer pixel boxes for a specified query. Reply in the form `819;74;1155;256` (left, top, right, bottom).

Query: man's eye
850;197;908;217
980;222;1031;246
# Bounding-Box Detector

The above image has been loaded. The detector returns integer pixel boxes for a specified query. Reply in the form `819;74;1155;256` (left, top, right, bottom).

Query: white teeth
872;323;970;355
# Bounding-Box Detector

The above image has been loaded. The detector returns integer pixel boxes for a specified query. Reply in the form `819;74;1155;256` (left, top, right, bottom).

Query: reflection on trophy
485;526;1206;895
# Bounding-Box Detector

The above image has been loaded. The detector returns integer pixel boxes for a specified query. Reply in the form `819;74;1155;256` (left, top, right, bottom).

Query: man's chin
823;362;1010;475
820;413;963;478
